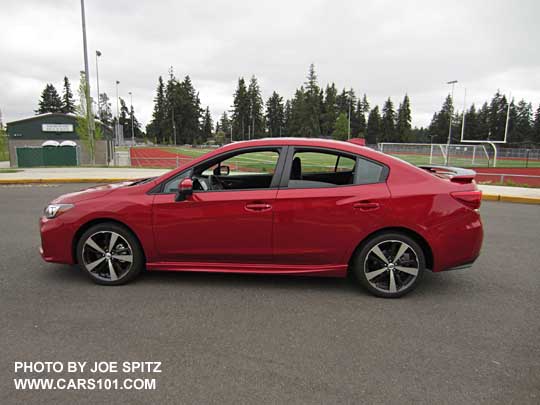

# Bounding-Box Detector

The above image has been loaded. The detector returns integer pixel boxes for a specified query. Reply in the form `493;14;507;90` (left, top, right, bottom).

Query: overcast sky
1;0;539;129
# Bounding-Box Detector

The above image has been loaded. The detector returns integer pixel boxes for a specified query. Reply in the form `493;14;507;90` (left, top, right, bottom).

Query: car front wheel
76;222;144;285
352;233;425;298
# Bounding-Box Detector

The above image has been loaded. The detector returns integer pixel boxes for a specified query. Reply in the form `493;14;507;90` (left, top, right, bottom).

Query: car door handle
353;201;380;211
245;203;272;212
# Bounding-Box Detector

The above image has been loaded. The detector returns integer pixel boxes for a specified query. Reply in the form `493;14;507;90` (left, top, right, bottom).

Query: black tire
351;232;425;298
76;222;144;285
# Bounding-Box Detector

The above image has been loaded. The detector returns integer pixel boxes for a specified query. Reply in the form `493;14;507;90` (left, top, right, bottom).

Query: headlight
44;203;74;219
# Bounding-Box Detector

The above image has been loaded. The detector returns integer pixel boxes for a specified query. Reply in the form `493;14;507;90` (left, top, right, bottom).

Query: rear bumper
39;216;75;264
431;210;483;272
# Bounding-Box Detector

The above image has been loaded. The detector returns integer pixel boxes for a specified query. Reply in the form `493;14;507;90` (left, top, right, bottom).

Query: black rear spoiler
418;165;476;184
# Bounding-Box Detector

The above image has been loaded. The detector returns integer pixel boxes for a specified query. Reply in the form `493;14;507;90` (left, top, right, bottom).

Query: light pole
95;50;102;118
348;97;352;140
128;91;135;146
445;80;458;165
79;0;95;163
115;80;120;145
460;88;467;142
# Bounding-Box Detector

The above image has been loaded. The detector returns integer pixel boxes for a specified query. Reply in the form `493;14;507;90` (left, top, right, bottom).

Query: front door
152;148;284;264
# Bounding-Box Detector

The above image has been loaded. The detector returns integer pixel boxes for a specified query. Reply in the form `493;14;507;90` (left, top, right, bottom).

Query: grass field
155;146;540;169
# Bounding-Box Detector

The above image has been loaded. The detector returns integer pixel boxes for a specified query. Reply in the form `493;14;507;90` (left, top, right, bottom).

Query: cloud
1;0;539;129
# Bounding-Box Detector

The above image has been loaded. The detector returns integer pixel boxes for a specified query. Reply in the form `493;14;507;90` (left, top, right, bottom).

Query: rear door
273;147;391;266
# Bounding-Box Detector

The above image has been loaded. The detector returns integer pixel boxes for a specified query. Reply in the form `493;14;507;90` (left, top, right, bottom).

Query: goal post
378;143;490;167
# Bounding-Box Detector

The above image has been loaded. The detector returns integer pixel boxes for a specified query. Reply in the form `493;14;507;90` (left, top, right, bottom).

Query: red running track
130;148;195;168
474;167;540;187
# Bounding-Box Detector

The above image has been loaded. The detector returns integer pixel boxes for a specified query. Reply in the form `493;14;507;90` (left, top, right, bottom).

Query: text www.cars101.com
14;378;156;390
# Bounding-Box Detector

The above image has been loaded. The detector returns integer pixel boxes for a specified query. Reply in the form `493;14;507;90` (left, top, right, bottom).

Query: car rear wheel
76;223;144;285
352;233;425;298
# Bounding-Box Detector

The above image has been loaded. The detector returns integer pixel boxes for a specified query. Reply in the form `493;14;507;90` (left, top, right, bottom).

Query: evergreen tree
231;77;250;140
37;84;63;114
303;64;322;137
333;112;349;141
462;104;480;141
177;75;203;144
288;87;308;136
61;77;75;114
366;106;382;144
477;102;490;140
98;93;113;126
163;69;178;144
283;100;292;136
488;90;509;141
201;106;213;142
247;76;264;138
533;104;540;144
147;76;166;143
381;98;396;142
321;84;338;137
428;95;455;144
396;94;412;142
265;91;285;137
512;100;533;144
218;112;231;138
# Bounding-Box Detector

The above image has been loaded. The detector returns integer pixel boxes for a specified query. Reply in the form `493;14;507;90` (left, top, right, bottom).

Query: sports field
129;146;540;186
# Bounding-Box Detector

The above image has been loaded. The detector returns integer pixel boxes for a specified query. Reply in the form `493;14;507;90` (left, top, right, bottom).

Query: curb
2;179;540;205
0;178;132;185
482;194;540;205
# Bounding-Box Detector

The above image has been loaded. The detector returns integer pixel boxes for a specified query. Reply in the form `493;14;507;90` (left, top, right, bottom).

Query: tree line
429;91;540;146
36;65;540;147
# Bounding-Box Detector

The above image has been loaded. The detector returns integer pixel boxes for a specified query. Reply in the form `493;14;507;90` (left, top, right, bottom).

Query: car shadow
41;263;475;298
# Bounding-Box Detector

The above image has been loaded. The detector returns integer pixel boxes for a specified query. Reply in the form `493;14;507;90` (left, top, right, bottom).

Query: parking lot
1;183;539;404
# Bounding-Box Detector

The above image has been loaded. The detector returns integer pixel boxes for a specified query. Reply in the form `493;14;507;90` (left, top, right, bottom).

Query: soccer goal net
378;143;490;167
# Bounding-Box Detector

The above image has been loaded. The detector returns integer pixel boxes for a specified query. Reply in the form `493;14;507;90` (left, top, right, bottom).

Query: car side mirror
213;165;230;176
175;178;193;202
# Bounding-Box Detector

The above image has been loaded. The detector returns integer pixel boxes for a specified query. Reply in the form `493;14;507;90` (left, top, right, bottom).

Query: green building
6;113;114;167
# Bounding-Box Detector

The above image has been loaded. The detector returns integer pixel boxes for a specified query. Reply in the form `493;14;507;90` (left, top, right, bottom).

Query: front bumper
39;216;75;264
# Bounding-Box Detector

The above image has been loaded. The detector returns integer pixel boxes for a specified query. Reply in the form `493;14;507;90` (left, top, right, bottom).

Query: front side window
192;149;281;192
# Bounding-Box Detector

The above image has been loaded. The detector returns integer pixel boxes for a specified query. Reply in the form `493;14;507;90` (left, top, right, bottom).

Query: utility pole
80;0;95;163
445;80;458;165
95;50;102;118
129;91;135;146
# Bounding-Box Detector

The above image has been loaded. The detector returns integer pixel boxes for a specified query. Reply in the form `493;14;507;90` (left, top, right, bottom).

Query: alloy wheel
363;240;420;294
81;231;133;282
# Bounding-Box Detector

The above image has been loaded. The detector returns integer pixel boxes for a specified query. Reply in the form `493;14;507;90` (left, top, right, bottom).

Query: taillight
451;190;482;210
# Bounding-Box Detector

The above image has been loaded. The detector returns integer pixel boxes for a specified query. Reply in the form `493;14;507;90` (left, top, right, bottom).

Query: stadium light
95;50;102;118
79;0;95;163
446;80;458;165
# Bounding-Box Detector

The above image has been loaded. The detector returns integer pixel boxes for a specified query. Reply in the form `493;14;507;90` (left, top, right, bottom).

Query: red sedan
40;138;483;298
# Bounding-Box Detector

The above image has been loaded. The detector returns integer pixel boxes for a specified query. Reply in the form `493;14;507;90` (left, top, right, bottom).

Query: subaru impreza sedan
40;138;483;297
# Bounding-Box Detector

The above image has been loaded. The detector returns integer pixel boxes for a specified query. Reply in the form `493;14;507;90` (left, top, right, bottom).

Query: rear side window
355;157;385;185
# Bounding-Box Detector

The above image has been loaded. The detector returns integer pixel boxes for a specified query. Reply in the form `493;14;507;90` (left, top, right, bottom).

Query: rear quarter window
355;158;385;185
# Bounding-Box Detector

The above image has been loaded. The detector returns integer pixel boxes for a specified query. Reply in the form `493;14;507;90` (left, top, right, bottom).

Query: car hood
51;181;133;204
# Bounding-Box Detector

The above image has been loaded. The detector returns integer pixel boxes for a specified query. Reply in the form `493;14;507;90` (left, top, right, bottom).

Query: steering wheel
208;175;224;190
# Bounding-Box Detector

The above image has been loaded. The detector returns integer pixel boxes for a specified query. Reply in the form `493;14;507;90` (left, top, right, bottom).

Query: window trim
150;146;287;195
279;145;388;190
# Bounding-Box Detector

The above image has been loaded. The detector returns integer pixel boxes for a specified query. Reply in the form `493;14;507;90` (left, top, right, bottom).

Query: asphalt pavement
0;183;539;404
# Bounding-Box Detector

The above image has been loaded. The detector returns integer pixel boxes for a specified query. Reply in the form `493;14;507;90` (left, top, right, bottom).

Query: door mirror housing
213;165;230;176
175;178;193;202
